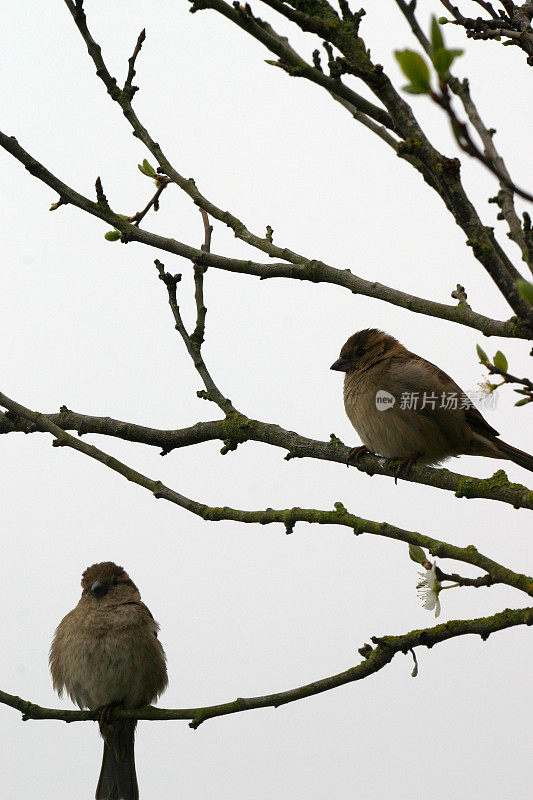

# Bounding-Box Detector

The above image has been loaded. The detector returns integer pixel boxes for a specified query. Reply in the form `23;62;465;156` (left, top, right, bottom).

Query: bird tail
97;720;139;800
494;439;533;473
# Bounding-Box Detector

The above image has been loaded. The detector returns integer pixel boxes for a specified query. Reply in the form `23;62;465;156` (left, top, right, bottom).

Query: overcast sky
2;1;533;798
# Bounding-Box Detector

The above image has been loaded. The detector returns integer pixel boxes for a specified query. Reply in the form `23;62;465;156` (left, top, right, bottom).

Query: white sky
2;1;532;798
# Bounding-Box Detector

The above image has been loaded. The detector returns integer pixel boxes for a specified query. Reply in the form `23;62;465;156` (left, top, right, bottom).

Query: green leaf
476;344;489;364
517;279;533;305
403;84;430;94
433;47;463;77
493;351;508;372
138;159;156;178
515;397;532;407
430;15;444;54
438;17;449;25
394;50;431;94
514;388;530;395
409;544;426;564
104;230;121;241
143;159;156;177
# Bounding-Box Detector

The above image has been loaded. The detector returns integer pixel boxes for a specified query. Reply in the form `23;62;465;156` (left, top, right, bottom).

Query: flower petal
434;597;441;617
423;593;436;611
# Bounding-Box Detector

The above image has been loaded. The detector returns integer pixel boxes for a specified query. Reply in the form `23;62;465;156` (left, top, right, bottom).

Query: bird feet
393;452;423;484
96;701;121;728
346;445;371;468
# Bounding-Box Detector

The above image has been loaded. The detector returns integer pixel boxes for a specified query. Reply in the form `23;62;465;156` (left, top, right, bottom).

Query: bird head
80;561;139;602
330;328;403;373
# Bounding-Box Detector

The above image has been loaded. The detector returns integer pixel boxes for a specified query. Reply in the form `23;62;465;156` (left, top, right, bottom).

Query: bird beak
330;357;350;372
90;581;108;598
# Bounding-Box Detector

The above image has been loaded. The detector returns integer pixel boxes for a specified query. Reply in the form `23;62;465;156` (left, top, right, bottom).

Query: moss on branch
3;605;532;726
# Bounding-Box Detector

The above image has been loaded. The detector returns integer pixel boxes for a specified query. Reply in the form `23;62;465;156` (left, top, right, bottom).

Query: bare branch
1;129;526;339
190;209;213;348
436;567;494;588
1;394;533;513
130;177;171;227
124;28;146;98
154;209;238;416
431;85;533;204
3;605;533;726
155;256;236;416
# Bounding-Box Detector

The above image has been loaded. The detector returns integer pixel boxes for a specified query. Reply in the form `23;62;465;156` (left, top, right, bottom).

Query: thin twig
483;362;533;404
130;178;171;226
155;255;236;416
485;364;533;391
124;28;146;97
432;86;533;204
471;0;499;18
436;568;493;587
190;209;213;347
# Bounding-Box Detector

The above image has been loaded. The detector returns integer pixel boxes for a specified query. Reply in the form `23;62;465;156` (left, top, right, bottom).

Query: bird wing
390;353;500;438
463;404;499;439
121;599;154;619
119;599;162;638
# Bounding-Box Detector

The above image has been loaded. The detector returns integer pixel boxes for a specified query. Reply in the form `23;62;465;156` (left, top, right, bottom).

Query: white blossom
417;562;441;617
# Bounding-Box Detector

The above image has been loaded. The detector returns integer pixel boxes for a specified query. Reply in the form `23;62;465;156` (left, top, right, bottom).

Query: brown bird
50;562;168;800
331;328;533;472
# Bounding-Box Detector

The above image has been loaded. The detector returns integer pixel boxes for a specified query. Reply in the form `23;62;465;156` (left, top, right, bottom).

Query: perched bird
331;328;533;472
50;562;168;800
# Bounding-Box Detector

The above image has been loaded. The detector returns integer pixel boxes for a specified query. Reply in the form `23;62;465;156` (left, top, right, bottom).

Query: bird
50;561;168;800
330;328;533;473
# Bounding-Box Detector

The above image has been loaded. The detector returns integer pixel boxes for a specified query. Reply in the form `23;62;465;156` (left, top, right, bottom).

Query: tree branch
154;209;237;417
436;567;493;587
3;605;533;727
155;260;235;415
192;0;533;326
430;84;533;205
124;27;146;98
1;394;533;512
61;0;393;265
63;0;533;325
1;129;525;339
190;210;212;347
394;0;532;270
438;0;533;64
129;177;171;227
